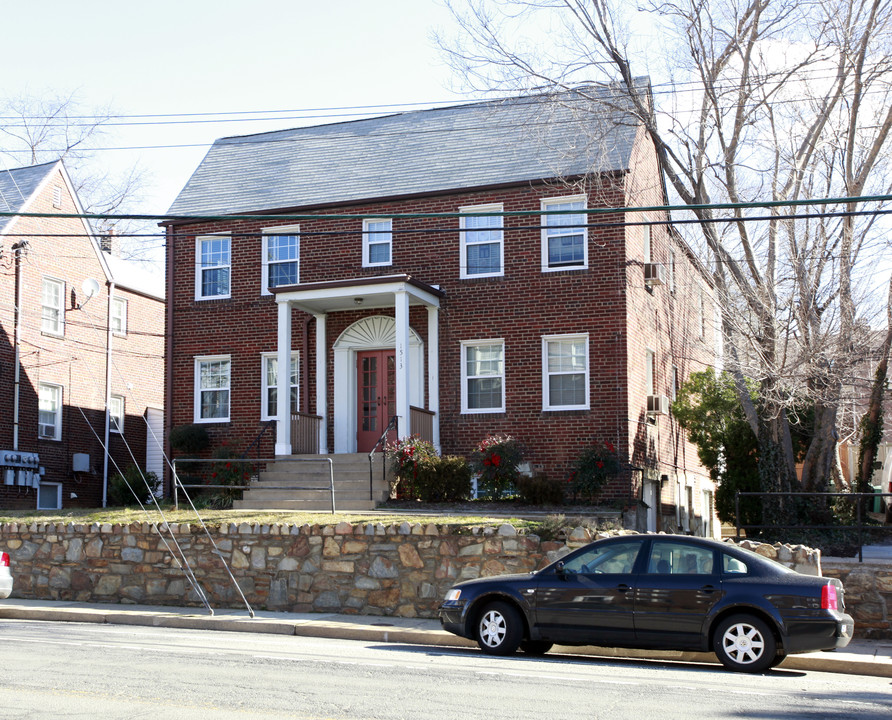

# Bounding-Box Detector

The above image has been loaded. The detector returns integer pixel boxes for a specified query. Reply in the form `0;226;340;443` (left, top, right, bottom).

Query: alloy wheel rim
722;622;765;664
480;610;507;647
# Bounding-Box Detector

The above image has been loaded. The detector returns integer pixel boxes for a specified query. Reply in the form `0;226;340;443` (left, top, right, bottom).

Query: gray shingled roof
0;161;57;233
168;85;643;217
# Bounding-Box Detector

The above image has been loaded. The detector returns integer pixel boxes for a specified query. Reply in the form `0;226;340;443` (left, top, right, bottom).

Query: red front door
357;350;396;452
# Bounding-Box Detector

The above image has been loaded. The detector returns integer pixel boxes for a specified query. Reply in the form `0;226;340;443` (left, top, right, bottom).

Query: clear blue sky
2;0;463;215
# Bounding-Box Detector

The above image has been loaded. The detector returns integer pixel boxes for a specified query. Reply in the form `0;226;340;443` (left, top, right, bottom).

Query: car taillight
821;583;838;610
0;552;9;567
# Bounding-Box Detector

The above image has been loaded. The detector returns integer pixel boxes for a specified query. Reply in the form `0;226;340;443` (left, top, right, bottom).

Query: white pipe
102;281;115;507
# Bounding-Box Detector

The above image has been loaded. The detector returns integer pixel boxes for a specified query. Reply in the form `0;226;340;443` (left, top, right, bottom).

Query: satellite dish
81;278;101;300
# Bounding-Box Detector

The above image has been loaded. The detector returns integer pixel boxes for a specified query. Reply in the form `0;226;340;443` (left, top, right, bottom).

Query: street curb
1;603;888;678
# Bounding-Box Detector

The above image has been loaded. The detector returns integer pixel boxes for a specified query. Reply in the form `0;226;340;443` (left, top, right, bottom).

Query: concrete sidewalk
1;598;889;678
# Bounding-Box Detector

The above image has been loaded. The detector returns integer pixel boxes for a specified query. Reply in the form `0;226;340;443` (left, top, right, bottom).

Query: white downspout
12;242;24;451
102;281;115;507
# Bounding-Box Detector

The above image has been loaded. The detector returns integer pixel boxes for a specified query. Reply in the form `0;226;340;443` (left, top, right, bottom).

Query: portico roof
270;274;444;315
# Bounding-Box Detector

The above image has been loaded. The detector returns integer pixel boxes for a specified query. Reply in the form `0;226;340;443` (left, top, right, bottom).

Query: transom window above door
262;225;300;293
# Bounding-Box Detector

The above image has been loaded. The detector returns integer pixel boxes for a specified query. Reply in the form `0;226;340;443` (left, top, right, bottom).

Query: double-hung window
541;196;587;271
542;334;589;411
41;278;65;335
194;356;231;422
261;352;299;420
38;383;63;440
363;219;392;267
195;235;230;300
111;297;127;335
460;204;503;278
109;394;125;433
461;340;505;413
262;226;300;293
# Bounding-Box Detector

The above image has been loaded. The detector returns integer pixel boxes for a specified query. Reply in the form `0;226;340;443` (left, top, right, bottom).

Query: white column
275;299;293;455
394;289;411;438
426;305;440;452
315;313;328;454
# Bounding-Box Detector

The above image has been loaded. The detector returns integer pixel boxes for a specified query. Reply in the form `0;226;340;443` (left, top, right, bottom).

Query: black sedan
438;535;854;672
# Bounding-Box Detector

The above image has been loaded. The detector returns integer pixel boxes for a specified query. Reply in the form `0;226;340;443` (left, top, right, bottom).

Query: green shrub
386;436;439;499
516;473;564;505
169;424;211;455
470;435;525;500
108;465;161;507
570;440;620;500
415;455;473;502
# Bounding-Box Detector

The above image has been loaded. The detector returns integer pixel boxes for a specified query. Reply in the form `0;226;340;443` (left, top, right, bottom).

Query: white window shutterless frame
541;196;587;271
460;203;503;278
542;334;589;410
362;219;392;267
262;225;300;294
461;340;505;413
195;235;231;300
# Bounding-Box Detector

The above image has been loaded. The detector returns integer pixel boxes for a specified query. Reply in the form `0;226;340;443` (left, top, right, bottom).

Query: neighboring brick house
163;85;718;533
0;160;165;510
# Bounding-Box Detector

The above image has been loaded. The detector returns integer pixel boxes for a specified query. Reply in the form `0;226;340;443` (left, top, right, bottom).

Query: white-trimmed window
111;297;127;335
461;340;505;413
363;219;392;267
38;382;63;440
261;352;299;420
698;286;706;339
109;394;125;433
643;222;652;263
41;277;65;335
195;234;231;300
541;196;587;271
460;203;503;278
542;334;589;410
262;225;300;294
669;248;676;294
646;348;656;396
194;356;231;422
37;482;62;510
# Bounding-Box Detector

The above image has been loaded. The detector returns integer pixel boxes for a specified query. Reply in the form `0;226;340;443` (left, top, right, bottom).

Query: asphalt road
1;619;890;719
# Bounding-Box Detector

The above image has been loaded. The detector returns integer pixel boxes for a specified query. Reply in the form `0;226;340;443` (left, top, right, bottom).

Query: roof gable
168;84;645;217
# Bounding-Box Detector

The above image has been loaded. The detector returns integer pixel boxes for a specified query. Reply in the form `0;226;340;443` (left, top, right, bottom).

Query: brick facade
165;114;716;532
0;162;165;510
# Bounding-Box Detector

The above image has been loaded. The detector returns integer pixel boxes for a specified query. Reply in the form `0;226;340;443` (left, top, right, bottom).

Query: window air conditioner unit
647;394;670;415
644;263;666;287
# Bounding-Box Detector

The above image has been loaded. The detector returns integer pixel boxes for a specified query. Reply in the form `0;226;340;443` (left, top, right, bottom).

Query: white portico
270;275;443;456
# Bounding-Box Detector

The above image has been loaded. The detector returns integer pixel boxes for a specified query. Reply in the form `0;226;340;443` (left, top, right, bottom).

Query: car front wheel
713;614;777;673
476;601;523;656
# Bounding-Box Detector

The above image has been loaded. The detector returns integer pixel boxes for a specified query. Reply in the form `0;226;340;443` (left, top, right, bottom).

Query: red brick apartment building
0;161;165;510
164;85;718;533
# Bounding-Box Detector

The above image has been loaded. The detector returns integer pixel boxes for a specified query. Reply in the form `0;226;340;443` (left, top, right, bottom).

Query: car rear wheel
713;614;777;673
476;601;523;656
519;640;553;656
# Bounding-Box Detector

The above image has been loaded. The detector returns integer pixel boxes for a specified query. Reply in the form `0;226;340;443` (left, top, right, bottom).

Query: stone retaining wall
4;520;883;638
822;559;892;640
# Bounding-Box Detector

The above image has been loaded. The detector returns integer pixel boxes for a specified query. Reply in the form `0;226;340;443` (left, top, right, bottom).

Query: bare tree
0;91;148;249
438;0;892;510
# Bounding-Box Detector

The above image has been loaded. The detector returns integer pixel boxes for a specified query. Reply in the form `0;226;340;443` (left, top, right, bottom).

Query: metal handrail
173;456;336;513
734;490;891;562
368;415;398;502
241;419;276;460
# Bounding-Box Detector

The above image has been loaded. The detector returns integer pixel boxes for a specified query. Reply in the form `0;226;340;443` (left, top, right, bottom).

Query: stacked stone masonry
2;521;886;638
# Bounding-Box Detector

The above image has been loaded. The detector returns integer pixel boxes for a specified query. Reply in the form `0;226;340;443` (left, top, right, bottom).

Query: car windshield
559;540;641;575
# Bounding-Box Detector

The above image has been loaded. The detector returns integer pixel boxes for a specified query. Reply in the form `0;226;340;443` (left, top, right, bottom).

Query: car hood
453;572;537;589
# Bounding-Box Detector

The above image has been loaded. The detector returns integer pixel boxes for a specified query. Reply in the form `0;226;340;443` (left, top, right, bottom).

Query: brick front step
233;453;390;511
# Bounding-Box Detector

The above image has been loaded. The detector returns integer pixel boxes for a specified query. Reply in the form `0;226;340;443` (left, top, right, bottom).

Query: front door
357;350;396;452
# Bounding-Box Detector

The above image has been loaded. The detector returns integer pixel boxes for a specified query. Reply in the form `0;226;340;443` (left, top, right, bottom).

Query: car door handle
617;584;632;593
699;584;717;594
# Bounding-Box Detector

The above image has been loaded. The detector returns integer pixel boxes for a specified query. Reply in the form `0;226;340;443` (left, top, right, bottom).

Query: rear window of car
722;553;748;575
